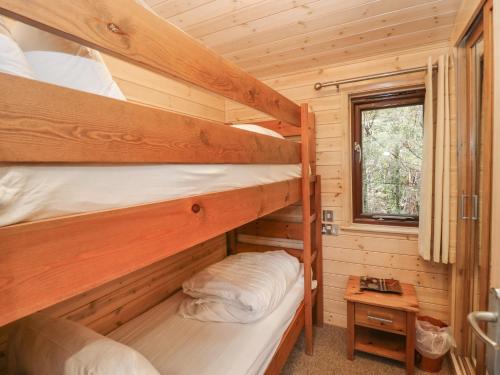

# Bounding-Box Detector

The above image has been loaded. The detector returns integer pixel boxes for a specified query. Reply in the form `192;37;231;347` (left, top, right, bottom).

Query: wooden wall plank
0;73;300;164
0;0;301;125
225;46;453;328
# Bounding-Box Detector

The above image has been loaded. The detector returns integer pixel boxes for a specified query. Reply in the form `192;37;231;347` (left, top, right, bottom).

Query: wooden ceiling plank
236;13;457;70
204;0;446;52
223;0;459;62
249;25;453;77
0;0;300;125
186;0;319;38
166;0;264;29
150;0;214;19
203;0;377;50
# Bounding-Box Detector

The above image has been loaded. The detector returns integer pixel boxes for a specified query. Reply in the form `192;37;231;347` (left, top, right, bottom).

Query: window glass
352;90;424;226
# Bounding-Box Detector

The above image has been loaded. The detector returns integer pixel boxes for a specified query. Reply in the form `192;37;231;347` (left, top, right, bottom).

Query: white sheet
0;164;301;227
180;250;300;323
108;273;304;375
25;51;126;100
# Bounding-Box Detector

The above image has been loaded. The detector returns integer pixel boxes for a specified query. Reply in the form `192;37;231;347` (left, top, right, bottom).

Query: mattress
0;164;301;227
108;274;304;375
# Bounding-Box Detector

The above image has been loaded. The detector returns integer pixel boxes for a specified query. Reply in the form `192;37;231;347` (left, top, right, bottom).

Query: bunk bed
0;1;323;373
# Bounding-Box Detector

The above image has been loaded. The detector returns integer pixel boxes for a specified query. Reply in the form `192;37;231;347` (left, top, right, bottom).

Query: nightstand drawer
355;303;406;334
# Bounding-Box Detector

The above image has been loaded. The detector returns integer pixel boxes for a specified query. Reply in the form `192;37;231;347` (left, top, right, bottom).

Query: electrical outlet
322;209;334;222
322;224;333;235
322;224;339;236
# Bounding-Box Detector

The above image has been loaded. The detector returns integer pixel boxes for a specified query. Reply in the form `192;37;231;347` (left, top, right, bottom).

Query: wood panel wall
0;235;226;373
102;55;225;122
226;44;454;327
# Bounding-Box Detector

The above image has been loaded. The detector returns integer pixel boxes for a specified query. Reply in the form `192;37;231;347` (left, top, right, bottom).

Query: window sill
340;223;419;237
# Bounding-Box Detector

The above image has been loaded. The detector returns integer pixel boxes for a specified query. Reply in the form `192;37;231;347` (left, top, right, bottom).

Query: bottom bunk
107;271;306;375
2;231;319;375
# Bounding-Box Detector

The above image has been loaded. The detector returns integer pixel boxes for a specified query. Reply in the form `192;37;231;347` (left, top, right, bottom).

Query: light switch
322;210;334;222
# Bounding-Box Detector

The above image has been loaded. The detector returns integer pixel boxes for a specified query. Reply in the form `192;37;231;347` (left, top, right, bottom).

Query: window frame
351;89;426;227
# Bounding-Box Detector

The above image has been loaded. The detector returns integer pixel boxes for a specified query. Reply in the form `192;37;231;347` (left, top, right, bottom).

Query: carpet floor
282;325;450;374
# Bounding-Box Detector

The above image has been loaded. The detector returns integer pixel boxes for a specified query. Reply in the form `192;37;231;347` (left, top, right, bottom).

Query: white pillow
231;124;285;139
10;22;126;100
0;17;34;78
179;251;300;323
7;313;160;375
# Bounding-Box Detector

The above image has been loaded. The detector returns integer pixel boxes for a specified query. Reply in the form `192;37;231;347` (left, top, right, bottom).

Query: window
351;90;425;226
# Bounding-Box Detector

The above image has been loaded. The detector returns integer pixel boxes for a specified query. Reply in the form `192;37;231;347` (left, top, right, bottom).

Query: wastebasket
415;315;455;372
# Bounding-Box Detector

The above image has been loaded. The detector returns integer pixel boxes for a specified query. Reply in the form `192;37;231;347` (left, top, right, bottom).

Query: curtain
418;55;451;263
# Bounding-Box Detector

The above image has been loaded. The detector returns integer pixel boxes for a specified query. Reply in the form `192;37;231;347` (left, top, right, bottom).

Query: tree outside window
351;90;425;226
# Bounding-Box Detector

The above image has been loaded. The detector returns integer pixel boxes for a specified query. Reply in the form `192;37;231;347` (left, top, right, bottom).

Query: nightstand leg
347;301;355;360
406;312;415;375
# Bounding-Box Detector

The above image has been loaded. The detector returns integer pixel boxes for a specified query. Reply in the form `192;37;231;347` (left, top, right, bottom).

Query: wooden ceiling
146;0;461;78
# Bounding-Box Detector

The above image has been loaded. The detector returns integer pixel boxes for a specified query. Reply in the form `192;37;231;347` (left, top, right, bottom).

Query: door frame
453;1;493;373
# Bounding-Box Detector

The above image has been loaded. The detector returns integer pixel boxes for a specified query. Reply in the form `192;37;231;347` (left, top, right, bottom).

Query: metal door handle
367;315;393;324
472;194;479;220
460;194;468;219
467;311;499;350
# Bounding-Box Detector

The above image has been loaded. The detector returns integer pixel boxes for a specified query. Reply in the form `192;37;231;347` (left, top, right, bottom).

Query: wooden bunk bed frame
0;1;323;372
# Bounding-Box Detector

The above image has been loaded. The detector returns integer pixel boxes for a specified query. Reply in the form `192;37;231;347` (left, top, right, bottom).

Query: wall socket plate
322;209;334;222
322;223;339;236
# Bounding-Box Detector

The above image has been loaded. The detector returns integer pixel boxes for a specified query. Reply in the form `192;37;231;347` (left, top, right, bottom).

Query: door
456;1;494;374
468;289;500;375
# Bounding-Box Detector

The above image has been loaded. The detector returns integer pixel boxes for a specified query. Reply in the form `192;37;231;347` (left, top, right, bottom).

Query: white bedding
108;273;304;375
0;164;301;227
180;250;300;323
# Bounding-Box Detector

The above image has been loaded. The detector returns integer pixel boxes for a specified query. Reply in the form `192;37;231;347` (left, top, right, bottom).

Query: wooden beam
252;120;302;137
314;176;324;326
0;178;301;326
238;219;304;240
0;0;300;126
0;73;300;164
301;103;314;355
234;242;304;261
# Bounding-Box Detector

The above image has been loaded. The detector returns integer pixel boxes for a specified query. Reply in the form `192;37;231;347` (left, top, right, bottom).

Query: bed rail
0;0;300;126
0;73;300;164
0;179;301;326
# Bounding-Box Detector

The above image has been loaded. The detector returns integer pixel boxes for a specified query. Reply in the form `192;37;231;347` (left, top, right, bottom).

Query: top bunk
0;0;303;165
0;1;317;327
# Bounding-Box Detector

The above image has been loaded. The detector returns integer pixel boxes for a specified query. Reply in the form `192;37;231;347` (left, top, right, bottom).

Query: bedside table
344;276;419;375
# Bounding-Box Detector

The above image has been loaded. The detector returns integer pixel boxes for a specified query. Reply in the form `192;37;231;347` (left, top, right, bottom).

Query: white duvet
179;251;301;323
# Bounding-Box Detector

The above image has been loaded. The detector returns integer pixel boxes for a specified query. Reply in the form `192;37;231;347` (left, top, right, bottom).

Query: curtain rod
313;64;438;91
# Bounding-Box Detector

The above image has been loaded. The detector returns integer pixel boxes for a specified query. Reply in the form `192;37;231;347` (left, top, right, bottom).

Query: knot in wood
107;23;121;33
191;204;201;213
